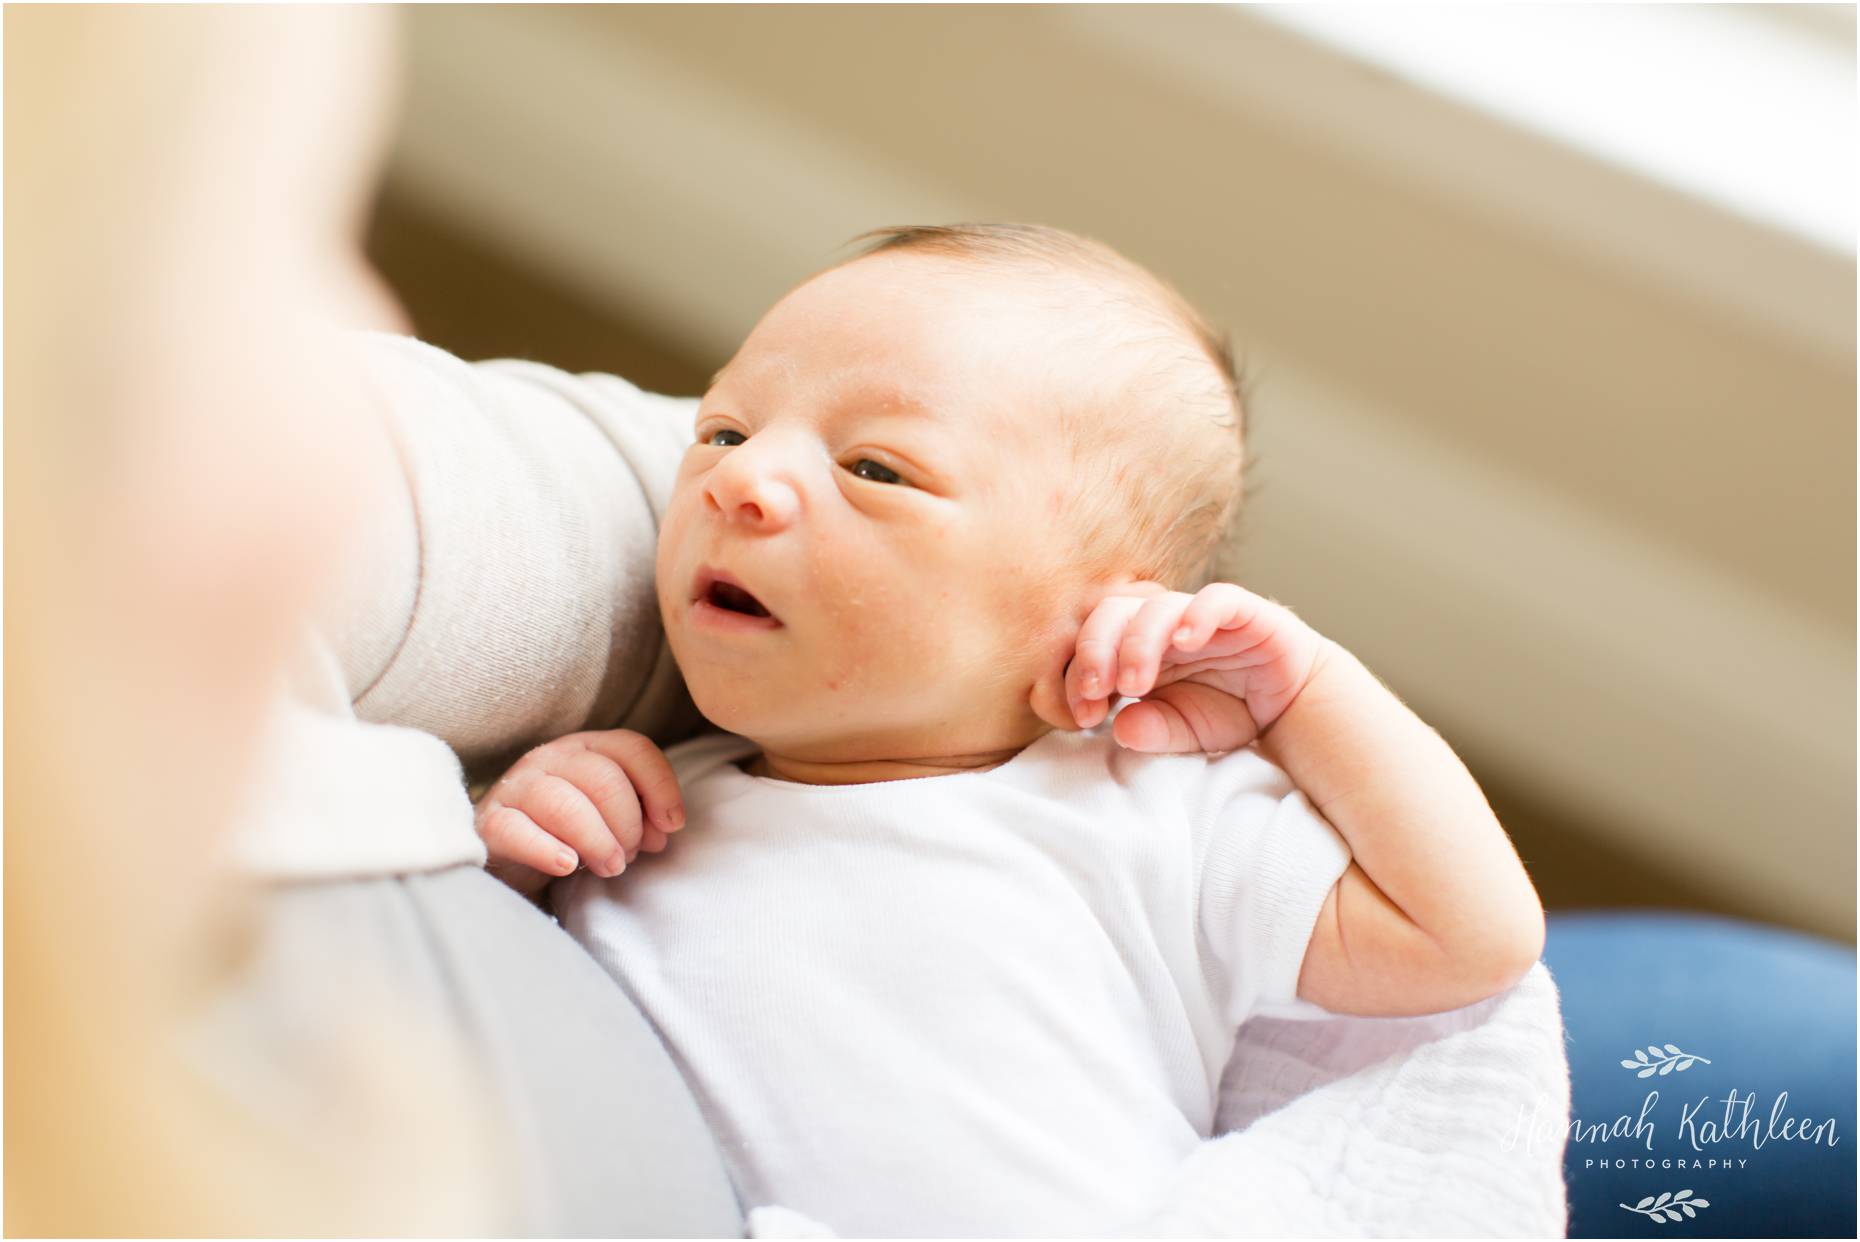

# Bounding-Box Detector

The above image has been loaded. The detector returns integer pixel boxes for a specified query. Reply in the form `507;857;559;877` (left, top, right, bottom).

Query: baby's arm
475;729;687;897
1068;584;1543;1018
1255;639;1543;1015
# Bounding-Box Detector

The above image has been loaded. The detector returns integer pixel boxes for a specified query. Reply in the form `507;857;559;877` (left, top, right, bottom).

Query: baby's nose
705;460;801;531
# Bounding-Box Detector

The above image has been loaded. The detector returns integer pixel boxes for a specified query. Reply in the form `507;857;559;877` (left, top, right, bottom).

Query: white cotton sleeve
315;332;706;777
1192;747;1353;1026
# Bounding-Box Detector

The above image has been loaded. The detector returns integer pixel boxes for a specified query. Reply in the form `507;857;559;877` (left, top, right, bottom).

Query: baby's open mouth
707;579;771;619
692;567;782;628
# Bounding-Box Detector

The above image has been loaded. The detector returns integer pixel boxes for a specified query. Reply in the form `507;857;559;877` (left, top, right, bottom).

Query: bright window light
1249;4;1856;254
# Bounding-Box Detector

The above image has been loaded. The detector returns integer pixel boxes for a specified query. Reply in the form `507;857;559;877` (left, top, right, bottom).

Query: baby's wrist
1254;633;1340;739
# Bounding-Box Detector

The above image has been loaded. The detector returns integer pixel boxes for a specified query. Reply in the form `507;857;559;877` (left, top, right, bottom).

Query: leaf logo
1620;1188;1710;1223
1619;1044;1711;1078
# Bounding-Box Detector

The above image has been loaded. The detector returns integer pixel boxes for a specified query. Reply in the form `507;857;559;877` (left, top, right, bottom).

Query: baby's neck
746;732;1050;786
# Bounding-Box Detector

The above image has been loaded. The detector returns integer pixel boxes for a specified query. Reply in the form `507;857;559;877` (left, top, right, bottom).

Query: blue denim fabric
1545;911;1855;1239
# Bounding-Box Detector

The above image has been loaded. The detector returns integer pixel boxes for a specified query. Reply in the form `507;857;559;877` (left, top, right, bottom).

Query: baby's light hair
842;223;1246;591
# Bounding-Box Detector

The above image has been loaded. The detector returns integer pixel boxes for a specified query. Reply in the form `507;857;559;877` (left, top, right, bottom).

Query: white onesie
558;724;1352;1237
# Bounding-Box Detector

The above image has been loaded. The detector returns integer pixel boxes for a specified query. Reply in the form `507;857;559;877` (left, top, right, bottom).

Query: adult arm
264;333;744;1235
316;332;706;778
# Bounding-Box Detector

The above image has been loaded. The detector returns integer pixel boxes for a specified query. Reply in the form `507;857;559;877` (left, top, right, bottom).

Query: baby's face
656;252;1104;763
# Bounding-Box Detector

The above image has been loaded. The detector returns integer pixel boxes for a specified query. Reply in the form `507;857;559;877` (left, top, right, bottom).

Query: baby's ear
1028;645;1085;733
1025;575;1172;733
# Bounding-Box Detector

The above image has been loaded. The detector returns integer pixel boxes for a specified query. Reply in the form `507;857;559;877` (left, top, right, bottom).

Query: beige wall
368;5;1855;940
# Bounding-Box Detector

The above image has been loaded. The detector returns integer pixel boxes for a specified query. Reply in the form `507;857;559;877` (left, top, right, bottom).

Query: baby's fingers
528;748;645;875
477;803;580;877
1068;594;1152;727
574;730;686;835
1113;680;1262;755
1174;583;1263;649
1114;592;1196;699
513;770;634;875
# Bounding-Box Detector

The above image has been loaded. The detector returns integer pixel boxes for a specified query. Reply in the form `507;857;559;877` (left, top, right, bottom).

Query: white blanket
752;962;1571;1238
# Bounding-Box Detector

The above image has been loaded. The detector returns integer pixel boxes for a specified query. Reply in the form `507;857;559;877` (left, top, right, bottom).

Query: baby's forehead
917;258;1211;405
739;250;1223;446
915;256;1189;380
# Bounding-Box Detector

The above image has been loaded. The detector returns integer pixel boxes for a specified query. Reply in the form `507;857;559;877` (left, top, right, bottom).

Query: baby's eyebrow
838;385;940;421
705;361;944;425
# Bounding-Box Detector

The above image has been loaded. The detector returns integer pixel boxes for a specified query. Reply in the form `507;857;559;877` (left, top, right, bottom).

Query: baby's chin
684;672;918;758
685;675;825;746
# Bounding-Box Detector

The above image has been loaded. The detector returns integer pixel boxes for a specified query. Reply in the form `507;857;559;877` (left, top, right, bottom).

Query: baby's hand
475;729;686;886
1066;582;1331;753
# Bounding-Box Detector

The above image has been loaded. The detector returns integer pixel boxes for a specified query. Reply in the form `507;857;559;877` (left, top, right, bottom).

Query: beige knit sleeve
316;332;704;780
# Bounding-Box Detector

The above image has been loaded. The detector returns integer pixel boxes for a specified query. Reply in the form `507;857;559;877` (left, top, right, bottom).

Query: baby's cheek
819;580;958;695
658;472;706;547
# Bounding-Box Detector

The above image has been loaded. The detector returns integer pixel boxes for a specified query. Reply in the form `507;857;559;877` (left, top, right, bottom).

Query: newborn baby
475;224;1545;1235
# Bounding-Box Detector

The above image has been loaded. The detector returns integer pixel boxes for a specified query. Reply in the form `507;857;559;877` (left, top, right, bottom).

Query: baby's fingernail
1082;671;1100;696
555;848;578;874
1174;627;1193;645
666;805;685;831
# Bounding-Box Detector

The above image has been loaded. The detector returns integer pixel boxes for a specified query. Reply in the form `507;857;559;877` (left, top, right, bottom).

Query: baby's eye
704;428;747;448
849;458;905;486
